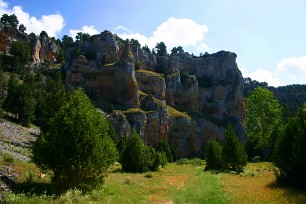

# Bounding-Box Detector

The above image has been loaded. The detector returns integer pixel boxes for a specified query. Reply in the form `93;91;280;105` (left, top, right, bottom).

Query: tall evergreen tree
35;74;67;132
222;124;248;172
3;74;19;115
205;138;223;170
156;140;173;162
120;129;146;173
32;89;118;192
15;82;36;126
120;129;161;172
155;42;168;56
274;104;306;188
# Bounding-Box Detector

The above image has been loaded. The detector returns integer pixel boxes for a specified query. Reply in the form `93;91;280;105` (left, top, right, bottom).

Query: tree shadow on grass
12;181;54;196
267;181;306;204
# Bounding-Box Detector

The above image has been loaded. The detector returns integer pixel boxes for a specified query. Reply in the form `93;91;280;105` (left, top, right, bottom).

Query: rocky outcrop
166;71;199;112
31;38;41;62
0;23;28;54
36;33;59;62
132;46;157;71
64;31;246;157
194;52;246;138
140;95;169;145
135;70;166;100
65;30;122;66
108;111;132;138
113;40;140;107
0;23;60;63
65;39;139;108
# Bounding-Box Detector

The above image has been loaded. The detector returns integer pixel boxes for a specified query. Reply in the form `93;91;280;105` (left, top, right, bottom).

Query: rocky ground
0;119;39;161
0;118;39;195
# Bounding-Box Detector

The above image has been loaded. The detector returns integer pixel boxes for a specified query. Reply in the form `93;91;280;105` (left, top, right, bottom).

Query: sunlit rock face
64;31;246;157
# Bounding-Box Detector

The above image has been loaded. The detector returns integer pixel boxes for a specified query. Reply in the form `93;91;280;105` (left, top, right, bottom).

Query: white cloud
114;25;129;32
69;25;99;39
239;67;248;78
115;17;209;53
242;67;283;87
249;69;282;87
276;56;306;84
0;0;64;37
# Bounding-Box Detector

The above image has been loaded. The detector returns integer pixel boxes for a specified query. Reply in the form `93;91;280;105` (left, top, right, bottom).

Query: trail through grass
98;163;229;203
2;159;306;203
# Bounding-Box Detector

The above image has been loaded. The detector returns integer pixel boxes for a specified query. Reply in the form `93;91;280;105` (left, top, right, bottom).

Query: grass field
1;156;306;204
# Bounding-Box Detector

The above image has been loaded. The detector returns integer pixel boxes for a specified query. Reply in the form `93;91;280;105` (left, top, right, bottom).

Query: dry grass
136;69;164;79
2;159;306;203
167;105;191;119
99;164;191;204
222;162;306;204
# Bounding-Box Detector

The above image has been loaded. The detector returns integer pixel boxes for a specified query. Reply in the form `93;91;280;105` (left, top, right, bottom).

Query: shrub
144;172;153;178
156;140;173;162
252;156;261;163
170;145;179;162
1;151;16;164
222;124;248;172
274;104;306;188
120;129;161;172
176;158;205;166
189;158;205;166
158;151;168;168
120;129;146;173
32;89;118;193
205;139;223;170
176;158;189;165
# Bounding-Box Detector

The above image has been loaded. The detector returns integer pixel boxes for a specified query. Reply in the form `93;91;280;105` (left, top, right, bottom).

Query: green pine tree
32;89;118;192
274;104;306;188
222;124;248;172
205;138;223;170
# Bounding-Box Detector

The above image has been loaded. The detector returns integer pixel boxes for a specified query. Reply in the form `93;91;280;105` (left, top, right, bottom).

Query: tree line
205;86;306;189
0;69;179;193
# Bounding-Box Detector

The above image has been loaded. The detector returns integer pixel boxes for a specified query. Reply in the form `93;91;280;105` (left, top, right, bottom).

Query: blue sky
1;0;306;86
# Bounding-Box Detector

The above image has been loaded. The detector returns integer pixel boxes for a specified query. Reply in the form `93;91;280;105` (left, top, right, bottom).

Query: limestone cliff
0;23;60;63
0;24;28;54
65;36;139;108
64;31;246;157
32;33;59;63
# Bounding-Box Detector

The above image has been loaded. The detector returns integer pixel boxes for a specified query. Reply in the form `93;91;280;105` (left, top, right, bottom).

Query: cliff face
65;39;139;108
0;24;28;54
0;23;60;63
64;31;246;157
32;33;59;63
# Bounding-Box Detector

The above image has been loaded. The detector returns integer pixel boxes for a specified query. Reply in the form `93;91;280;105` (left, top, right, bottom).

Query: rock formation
0;23;28;54
64;31;247;157
65;38;139;108
31;32;59;63
0;23;60;63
